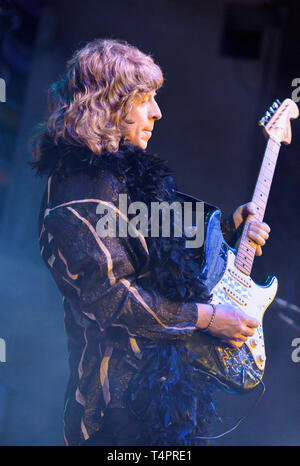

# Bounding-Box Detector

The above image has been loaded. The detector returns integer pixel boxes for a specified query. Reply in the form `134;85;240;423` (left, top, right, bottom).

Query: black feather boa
32;136;212;304
92;142;213;306
30;137;219;445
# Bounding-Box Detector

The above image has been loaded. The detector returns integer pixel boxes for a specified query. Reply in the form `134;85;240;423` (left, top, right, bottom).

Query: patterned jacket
36;140;238;445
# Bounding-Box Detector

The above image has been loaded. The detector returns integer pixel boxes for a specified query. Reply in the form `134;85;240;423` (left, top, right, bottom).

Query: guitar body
185;209;277;393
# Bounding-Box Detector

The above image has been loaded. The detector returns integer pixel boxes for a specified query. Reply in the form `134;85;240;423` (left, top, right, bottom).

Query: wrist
196;303;215;329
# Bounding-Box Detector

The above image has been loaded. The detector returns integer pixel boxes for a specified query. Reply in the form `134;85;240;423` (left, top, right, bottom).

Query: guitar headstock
259;98;299;144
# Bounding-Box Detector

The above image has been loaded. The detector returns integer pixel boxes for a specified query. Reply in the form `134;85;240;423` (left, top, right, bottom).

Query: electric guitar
184;98;299;393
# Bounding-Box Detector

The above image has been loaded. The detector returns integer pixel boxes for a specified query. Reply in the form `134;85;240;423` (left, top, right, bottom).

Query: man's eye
139;92;156;104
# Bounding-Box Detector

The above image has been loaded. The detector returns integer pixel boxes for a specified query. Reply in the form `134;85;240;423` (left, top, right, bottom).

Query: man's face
122;90;162;149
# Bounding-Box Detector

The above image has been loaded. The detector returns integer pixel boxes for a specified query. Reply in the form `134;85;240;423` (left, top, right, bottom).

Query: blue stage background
0;0;299;446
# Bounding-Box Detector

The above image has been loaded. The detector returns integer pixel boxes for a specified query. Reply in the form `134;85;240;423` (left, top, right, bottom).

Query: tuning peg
259;116;266;126
269;99;281;113
259;99;282;126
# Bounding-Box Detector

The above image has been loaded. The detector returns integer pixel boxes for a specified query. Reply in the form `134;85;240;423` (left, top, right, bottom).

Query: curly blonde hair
33;38;163;158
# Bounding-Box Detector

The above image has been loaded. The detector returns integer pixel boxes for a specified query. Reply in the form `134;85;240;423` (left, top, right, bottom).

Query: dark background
0;0;300;446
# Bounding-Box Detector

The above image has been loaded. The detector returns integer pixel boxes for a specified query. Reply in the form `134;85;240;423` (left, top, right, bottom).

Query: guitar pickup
223;286;246;306
228;268;251;288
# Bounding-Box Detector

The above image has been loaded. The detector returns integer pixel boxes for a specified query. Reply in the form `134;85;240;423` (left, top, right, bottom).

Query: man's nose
150;101;162;121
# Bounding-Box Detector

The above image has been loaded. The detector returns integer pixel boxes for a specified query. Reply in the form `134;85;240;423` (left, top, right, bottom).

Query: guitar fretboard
235;137;280;275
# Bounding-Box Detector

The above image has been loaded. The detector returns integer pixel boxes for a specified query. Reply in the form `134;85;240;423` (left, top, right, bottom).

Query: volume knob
257;354;266;364
250;338;258;348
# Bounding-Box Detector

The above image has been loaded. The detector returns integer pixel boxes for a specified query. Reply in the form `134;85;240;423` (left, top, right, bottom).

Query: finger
249;219;270;228
241;326;255;337
229;334;248;343
258;222;271;234
247;230;266;246
235;334;248;342
255;245;262;256
245;202;256;216
227;339;244;349
246;317;259;328
248;224;270;239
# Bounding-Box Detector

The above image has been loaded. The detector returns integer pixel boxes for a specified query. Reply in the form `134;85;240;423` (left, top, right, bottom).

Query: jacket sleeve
41;173;199;341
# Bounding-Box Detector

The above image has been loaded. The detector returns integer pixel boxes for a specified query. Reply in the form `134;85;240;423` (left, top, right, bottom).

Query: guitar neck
234;137;281;276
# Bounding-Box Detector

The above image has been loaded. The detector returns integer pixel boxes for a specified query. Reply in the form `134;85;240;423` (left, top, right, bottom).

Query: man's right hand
196;303;259;349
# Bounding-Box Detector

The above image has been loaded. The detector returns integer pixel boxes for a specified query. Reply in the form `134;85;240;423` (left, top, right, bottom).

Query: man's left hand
233;202;271;256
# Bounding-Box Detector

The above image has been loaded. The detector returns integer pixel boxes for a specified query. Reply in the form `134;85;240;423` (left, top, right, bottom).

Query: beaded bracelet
202;304;217;332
